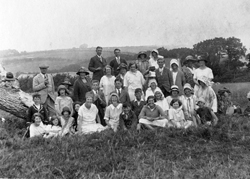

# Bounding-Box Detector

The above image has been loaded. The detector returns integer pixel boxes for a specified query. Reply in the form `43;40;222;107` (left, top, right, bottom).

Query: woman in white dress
154;91;169;117
77;92;106;134
123;62;145;101
145;78;163;100
193;55;214;93
100;65;116;103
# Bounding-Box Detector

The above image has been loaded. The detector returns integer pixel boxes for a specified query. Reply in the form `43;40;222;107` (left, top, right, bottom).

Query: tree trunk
0;87;33;120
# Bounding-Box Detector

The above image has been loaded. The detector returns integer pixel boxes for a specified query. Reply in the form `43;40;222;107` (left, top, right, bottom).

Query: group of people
5;46;242;138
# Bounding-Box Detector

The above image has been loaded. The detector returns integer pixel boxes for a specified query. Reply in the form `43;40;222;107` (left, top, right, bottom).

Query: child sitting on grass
168;99;193;129
55;85;73;117
44;115;62;138
131;88;146;120
59;107;75;136
119;103;137;130
196;97;218;126
27;93;49;125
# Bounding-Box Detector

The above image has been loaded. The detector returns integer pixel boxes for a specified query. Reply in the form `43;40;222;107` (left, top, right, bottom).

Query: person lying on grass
168;99;193;129
104;93;123;132
77;92;106;134
180;83;198;127
196;97;218;126
119;103;137;131
29;113;59;138
44;115;62;138
27;93;49;126
138;95;168;130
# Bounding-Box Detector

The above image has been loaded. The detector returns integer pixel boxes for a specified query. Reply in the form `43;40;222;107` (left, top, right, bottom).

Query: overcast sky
0;0;249;52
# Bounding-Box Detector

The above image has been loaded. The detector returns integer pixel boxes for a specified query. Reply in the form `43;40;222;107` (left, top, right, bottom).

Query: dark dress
27;104;49;124
72;77;92;103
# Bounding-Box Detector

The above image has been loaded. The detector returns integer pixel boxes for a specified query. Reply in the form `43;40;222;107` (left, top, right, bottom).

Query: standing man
88;46;107;81
33;65;56;116
110;48;127;76
155;58;173;97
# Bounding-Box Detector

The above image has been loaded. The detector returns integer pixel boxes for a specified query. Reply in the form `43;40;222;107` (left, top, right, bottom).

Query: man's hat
3;72;15;81
39;65;49;69
76;67;90;75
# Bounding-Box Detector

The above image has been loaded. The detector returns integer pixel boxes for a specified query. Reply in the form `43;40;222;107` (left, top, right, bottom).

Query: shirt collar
147;104;156;111
116;56;120;60
134;98;144;102
97;55;102;58
110;103;122;110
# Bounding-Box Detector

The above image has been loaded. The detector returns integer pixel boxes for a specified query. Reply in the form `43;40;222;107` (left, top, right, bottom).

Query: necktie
118;89;121;97
117;57;120;64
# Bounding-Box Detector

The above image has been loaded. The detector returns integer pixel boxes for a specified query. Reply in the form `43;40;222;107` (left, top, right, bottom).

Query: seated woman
179;83;198;126
72;101;81;131
168;99;193;129
59;107;75;136
139;95;168;130
104;93;123;132
29;113;47;138
196;97;218;126
154;91;169;117
166;85;182;106
195;77;217;112
145;78;163;100
77;92;106;134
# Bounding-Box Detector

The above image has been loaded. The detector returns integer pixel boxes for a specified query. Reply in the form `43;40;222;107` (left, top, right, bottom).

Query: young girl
104;93;123;132
55;85;74;116
44;115;62;138
59;107;75;136
166;85;182;106
168;99;193;129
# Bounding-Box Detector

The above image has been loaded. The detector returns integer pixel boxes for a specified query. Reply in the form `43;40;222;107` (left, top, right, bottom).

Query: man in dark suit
131;88;146;121
88;46;107;81
110;78;130;105
155;58;173;97
109;48;127;76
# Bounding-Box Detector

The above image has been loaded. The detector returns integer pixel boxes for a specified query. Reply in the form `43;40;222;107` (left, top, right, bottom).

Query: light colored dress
179;95;197;118
195;86;217;112
193;67;214;92
124;71;145;101
155;98;169;114
55;96;73;116
100;75;116;103
78;103;106;134
104;103;123;132
43;125;62;138
29;124;46;138
60;116;74;136
168;107;192;128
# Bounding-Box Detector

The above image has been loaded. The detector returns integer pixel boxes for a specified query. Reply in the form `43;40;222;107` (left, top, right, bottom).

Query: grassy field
1;115;250;178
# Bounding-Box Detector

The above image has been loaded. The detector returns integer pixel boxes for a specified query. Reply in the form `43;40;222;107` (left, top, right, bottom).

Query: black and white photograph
0;0;250;178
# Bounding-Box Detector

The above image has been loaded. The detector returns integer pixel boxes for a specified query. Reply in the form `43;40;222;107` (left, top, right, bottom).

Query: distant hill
0;46;160;74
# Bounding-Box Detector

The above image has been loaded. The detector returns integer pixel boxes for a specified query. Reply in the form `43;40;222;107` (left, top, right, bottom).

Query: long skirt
80;123;107;134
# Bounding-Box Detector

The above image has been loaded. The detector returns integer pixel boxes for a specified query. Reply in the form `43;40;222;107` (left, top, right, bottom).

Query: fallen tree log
0;87;33;120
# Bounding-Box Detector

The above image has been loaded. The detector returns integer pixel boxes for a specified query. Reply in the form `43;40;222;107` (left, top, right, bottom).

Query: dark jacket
119;110;137;129
73;77;92;103
110;58;127;76
27;104;49;124
131;99;146;121
88;55;107;81
110;88;130;105
89;90;107;126
156;67;173;93
170;70;186;95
